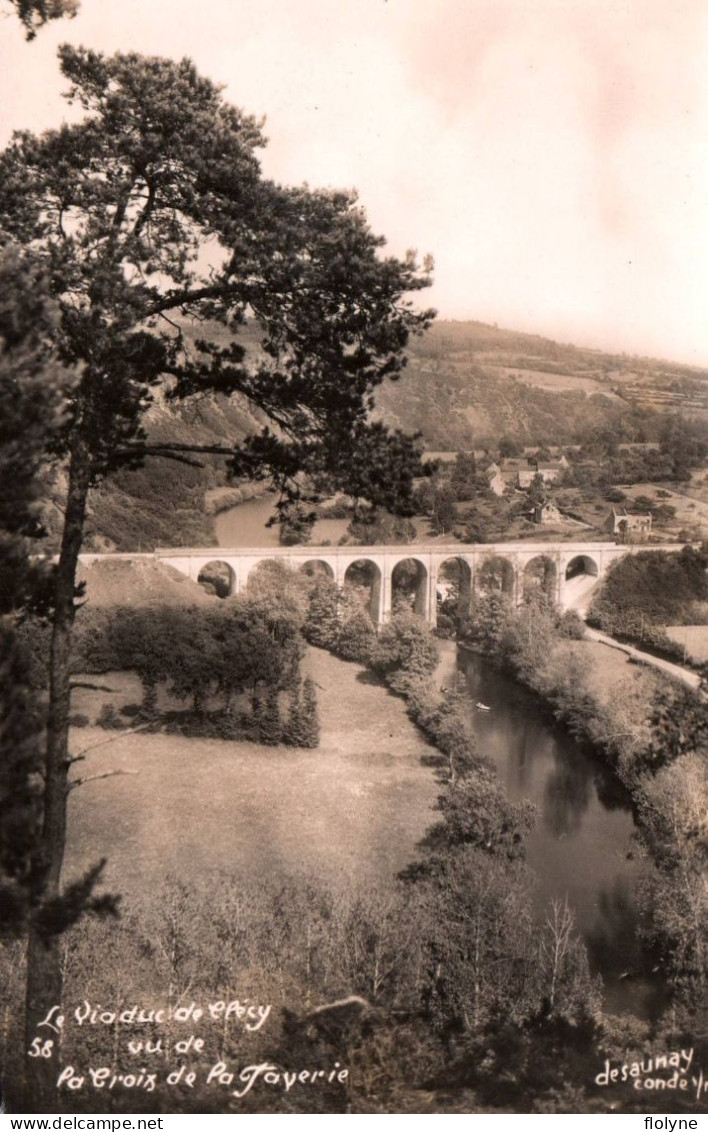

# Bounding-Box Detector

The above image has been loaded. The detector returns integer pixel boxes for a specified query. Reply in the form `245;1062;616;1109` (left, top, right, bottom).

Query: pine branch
71;720;158;759
116;442;236;461
70;681;117;693
68;768;140;794
144;284;233;317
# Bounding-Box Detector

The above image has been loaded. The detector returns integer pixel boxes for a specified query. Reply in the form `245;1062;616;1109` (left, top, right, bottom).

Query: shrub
557;611;586;639
590;546;708;628
96;703;125;730
68;713;90;728
303;578;340;649
604;487;627;503
336;608;377;664
404;677;442;730
208;712;248;740
435;612;456;639
371;610;438;682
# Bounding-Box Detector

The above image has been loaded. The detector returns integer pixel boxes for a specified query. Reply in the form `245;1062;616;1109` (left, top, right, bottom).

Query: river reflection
456;648;663;1017
543;746;593;840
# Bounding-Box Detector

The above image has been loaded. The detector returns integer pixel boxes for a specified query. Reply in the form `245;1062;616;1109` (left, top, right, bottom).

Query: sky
1;0;707;365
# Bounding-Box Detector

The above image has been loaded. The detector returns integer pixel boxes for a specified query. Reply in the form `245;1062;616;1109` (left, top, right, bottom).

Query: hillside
79;315;707;551
377;320;708;448
76;558;216;608
82;392;267;551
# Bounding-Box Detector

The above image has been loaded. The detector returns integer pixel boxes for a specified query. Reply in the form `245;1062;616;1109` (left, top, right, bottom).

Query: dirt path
583;625;703;690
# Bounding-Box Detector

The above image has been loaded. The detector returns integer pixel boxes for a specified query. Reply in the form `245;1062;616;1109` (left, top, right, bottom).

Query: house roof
610;506;652;519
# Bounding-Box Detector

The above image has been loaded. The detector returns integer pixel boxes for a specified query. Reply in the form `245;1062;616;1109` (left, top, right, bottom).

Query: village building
523;445;580;459
421;450;457;466
532;500;562;525
498;456;533;489
485;461;506;496
517;461;567;488
517;468;537;488
604;506;652;541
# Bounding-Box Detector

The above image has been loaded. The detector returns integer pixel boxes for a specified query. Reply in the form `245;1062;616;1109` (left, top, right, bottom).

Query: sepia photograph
0;0;706;1116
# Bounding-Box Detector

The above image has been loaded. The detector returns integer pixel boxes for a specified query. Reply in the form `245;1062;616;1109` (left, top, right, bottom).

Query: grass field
491;364;621;397
573;639;661;702
666;625;708;662
66;648;441;908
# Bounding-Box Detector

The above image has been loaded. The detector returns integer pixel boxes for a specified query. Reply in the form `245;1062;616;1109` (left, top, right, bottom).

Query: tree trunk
24;448;91;1109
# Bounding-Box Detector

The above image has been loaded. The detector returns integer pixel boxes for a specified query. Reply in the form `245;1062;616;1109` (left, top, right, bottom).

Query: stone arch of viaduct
100;540;679;626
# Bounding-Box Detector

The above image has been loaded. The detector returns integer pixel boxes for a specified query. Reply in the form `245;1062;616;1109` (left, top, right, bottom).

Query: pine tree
285;678;304;747
0;246;118;1105
0;45;433;1097
259;685;282;746
0;247;75;939
304;578;341;648
431;485;458;535
299;676;321;749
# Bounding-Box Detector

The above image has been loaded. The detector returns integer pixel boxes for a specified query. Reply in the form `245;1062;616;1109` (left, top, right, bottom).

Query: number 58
28;1038;54;1058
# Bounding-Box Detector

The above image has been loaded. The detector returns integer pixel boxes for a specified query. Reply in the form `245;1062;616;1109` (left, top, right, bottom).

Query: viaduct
79;541;683;626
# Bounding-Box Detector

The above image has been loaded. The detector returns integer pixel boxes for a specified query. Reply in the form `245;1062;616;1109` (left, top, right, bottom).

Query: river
214;493;350;548
455;648;664;1018
215;497;662;1018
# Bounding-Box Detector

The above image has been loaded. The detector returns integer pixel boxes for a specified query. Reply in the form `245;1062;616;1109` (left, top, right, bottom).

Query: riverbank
204;482;268;516
459;602;663;780
453;642;661;1018
458;631;664;741
583;624;702;690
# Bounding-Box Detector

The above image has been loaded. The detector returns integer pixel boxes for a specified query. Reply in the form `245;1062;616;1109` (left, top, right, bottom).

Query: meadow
66;647;440;902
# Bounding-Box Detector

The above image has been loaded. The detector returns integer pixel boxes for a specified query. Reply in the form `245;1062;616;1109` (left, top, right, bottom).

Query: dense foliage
589;546;708;627
588;546;708;666
344;505;417;546
0;865;674;1114
0;248;72;934
51;596;319;747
